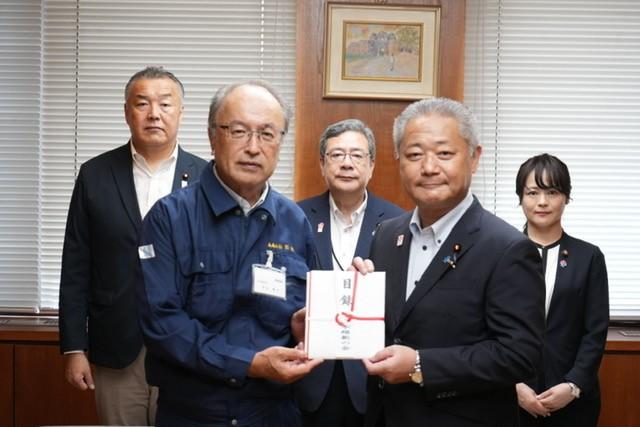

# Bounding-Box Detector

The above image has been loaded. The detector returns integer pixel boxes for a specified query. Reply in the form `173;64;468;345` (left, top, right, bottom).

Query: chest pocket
180;250;233;325
256;251;309;334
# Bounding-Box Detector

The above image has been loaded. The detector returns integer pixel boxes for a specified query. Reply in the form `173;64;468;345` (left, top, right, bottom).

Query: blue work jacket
137;163;317;425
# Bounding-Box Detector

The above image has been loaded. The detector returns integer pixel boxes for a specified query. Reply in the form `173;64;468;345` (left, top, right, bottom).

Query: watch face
411;370;423;384
567;382;579;398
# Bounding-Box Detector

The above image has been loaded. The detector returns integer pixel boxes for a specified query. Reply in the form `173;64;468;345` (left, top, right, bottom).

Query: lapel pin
396;234;404;247
317;222;324;233
560;249;569;268
181;173;189;188
443;243;462;269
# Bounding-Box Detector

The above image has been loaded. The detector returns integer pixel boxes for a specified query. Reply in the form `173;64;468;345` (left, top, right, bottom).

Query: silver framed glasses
325;150;371;166
216;122;285;145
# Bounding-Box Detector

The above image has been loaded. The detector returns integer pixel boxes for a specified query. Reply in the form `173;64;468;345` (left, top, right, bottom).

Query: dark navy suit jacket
295;190;404;414
521;232;608;426
59;142;207;368
365;198;545;427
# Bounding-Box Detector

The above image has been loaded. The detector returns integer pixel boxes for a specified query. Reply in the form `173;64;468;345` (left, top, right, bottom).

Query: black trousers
301;360;364;427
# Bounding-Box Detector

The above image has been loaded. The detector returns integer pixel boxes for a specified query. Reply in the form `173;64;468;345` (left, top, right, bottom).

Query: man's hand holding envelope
304;257;384;359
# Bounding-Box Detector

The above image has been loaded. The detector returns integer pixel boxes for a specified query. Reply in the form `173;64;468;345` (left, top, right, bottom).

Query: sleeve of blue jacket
137;201;256;385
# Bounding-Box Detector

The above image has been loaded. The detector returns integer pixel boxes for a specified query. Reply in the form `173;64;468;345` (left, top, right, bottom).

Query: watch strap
567;382;581;399
409;350;424;387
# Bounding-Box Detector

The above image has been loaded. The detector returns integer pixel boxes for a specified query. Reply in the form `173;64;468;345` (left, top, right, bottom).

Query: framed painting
323;3;440;100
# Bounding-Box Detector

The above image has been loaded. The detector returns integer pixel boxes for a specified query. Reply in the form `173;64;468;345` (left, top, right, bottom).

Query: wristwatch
567;382;581;399
409;350;424;387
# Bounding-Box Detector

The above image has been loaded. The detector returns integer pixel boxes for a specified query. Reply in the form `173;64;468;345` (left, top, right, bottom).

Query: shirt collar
409;191;474;243
213;164;270;216
528;231;565;250
130;140;178;173
328;191;368;225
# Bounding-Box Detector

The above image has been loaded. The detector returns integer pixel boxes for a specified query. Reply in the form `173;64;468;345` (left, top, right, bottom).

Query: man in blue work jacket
137;80;323;427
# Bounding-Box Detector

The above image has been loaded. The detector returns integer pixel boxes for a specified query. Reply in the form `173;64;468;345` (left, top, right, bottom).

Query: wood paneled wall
294;0;466;208
14;344;99;427
0;328;99;427
0;344;13;426
598;336;640;427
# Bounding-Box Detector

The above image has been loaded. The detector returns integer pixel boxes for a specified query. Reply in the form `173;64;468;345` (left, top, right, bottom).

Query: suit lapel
386;217;412;333
396;202;481;330
172;146;203;190
354;191;382;259
111;143;142;230
310;192;333;270
546;234;569;321
112;144;203;231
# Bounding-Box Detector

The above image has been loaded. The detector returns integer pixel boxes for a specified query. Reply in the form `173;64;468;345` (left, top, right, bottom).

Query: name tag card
252;264;287;300
305;270;385;359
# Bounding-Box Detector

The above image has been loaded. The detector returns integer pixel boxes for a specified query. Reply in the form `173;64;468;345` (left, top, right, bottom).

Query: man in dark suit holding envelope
354;97;546;427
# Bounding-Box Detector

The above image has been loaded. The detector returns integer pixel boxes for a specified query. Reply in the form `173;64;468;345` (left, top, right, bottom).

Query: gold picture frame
323;3;440;100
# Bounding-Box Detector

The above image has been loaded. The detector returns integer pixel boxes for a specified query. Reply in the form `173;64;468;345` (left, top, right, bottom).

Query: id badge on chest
252;250;287;300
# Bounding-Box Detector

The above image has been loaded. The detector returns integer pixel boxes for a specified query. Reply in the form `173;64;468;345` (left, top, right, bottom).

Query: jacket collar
200;162;278;223
393;197;483;330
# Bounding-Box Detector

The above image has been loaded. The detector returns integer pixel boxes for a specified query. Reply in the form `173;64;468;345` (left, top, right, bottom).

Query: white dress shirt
131;142;178;218
536;240;560;317
405;191;473;300
329;192;368;271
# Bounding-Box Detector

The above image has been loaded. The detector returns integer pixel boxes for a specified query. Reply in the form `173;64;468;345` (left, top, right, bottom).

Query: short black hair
124;66;184;101
515;153;572;203
319;119;376;160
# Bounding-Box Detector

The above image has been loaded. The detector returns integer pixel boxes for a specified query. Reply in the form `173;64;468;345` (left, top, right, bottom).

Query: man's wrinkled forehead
217;85;285;125
126;76;183;100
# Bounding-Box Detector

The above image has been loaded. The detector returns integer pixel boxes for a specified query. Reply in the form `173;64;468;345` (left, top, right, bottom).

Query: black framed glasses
216;122;285;145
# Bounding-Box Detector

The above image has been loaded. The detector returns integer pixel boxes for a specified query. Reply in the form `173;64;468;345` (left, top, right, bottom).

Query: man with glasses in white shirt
295;119;404;427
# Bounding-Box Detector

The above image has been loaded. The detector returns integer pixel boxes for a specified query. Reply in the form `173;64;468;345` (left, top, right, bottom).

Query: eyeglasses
325;150;371;166
216;122;284;145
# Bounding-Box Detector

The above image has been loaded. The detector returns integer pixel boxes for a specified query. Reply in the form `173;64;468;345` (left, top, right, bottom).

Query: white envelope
305;270;385;359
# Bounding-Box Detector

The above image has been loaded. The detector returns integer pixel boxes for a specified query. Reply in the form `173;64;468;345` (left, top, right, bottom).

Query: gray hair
207;80;292;134
392;97;480;157
319;119;376;160
124;66;184;101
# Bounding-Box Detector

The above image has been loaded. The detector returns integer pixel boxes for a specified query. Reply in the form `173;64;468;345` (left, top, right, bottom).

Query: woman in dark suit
514;153;609;426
